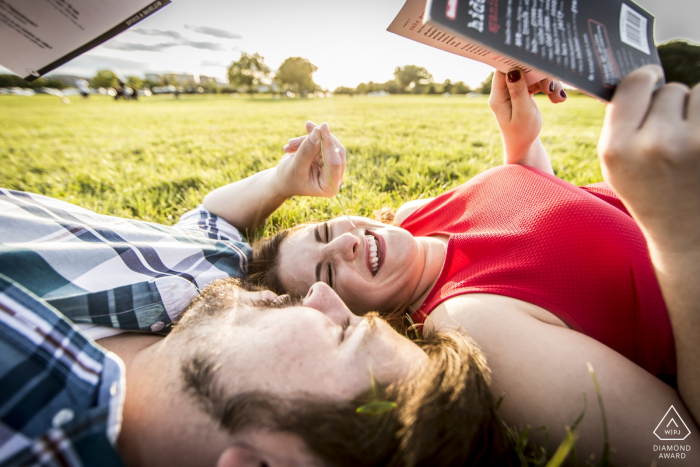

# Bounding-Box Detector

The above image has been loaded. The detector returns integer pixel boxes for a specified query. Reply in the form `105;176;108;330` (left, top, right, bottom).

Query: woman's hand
275;121;346;198
489;68;564;174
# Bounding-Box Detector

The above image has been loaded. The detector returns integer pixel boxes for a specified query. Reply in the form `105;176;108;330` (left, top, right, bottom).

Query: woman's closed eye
323;222;334;289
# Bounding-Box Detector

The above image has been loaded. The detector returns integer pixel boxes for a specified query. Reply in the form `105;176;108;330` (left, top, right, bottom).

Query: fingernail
549;81;555;92
507;70;521;83
560;89;567;99
309;128;320;144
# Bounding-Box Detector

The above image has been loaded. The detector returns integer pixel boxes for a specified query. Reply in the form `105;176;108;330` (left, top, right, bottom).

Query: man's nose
302;282;351;324
324;232;359;262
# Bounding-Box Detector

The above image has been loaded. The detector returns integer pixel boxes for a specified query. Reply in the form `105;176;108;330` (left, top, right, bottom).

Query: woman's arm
426;293;700;466
203;121;346;234
598;66;700;425
489;69;567;175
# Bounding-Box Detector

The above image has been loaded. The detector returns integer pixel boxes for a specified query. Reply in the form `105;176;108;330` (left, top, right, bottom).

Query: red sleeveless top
400;165;676;382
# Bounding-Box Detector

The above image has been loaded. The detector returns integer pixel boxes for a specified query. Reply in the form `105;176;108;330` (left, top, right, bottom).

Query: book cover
390;0;663;101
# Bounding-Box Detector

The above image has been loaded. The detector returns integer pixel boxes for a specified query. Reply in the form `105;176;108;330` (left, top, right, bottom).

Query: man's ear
217;446;268;467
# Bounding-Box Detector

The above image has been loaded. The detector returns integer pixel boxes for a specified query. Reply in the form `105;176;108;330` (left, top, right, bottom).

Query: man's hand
489;68;565;174
598;65;700;254
599;64;700;426
275;121;346;198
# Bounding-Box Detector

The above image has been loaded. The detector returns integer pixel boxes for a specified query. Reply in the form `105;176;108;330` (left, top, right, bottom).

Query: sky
1;0;698;90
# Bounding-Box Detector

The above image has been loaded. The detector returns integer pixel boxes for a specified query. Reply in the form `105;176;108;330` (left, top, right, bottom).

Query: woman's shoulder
394;197;436;226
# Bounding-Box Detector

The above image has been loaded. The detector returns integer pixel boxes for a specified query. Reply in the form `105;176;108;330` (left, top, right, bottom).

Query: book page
0;0;169;79
388;0;546;85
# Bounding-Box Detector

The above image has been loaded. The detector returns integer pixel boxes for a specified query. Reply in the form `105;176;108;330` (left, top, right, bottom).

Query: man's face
178;280;428;400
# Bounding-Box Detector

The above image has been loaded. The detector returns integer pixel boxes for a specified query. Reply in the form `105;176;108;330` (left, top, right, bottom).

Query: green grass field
0;93;605;238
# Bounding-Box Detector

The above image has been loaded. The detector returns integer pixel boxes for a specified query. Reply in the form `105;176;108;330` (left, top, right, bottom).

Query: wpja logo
654;406;691;441
652;406;692;459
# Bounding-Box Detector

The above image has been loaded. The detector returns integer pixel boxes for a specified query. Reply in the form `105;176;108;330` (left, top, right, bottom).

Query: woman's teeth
366;234;379;274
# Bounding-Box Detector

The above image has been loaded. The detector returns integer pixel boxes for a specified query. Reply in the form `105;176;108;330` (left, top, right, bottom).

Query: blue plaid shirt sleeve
0;189;252;335
0;273;126;467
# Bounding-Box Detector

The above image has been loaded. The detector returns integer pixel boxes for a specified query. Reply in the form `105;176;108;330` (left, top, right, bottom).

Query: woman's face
277;216;426;314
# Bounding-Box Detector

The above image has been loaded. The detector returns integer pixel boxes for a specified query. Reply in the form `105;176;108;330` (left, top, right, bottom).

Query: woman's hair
179;277;515;466
248;225;303;296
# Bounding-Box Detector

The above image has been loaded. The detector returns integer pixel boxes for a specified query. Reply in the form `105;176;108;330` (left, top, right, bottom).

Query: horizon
0;0;698;90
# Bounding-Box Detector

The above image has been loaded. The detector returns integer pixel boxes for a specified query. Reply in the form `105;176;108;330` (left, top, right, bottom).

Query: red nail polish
560;89;567;99
507;70;521;83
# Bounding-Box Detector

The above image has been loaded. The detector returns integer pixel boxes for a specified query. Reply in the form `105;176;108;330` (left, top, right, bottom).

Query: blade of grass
587;363;610;467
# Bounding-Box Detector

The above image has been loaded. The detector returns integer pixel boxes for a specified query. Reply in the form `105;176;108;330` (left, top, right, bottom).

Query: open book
0;0;171;81
388;0;663;101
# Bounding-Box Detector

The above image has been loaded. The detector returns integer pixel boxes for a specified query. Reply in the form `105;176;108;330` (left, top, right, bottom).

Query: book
0;0;171;81
388;0;663;101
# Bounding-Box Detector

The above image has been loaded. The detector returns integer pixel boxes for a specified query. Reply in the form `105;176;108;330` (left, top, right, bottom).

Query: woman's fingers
536;78;567;103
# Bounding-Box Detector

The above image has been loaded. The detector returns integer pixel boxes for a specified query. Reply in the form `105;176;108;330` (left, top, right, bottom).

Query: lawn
0;93;605;238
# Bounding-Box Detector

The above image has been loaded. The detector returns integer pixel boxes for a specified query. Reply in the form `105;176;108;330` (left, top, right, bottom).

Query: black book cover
426;0;663;101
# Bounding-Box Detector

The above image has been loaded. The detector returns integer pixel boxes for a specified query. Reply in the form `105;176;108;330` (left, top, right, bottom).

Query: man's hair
177;278;516;467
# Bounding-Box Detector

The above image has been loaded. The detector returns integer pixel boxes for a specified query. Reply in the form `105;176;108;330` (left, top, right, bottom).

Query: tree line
1;40;698;95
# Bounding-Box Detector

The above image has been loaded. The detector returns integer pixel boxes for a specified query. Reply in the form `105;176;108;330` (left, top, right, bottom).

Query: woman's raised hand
275;121;346;198
489;68;563;174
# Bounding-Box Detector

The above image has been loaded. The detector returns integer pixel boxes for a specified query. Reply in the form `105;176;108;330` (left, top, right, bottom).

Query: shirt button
150;321;164;332
52;408;75;428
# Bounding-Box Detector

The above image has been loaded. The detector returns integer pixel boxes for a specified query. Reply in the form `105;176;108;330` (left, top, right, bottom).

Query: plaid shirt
0;188;252;335
0;273;126;466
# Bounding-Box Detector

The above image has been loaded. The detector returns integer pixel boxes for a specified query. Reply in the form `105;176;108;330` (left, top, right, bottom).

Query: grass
0;93;605;239
0;92;611;464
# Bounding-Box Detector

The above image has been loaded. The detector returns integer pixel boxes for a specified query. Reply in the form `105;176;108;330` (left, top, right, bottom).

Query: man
0;275;512;466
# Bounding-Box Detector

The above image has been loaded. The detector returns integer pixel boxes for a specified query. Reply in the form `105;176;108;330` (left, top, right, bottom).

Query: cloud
63;54;146;70
184;25;242;40
200;60;227;68
131;28;184;40
103;41;177;52
181;40;225;51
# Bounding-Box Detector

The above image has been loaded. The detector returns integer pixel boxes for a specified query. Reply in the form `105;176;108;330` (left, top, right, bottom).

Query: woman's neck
407;235;449;312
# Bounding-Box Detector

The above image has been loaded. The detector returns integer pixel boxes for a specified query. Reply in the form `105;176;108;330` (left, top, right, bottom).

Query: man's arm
598;66;700;425
203;121;346;234
426;294;700;466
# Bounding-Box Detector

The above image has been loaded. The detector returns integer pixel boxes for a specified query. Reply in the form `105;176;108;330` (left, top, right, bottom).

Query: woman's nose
325;232;359;261
303;282;352;324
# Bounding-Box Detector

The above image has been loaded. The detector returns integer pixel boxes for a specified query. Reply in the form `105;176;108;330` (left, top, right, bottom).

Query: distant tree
333;86;354;95
452;81;472;94
0;74;29;88
442;79;453;93
476;72;494;94
394;65;433;91
276;57;318;95
427;84;437;94
143;79;160;90
227;52;270;95
658;40;700;88
126;76;143;91
91;70;118;89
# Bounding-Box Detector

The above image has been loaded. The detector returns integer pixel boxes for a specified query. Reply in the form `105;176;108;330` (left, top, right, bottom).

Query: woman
232;69;700;465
